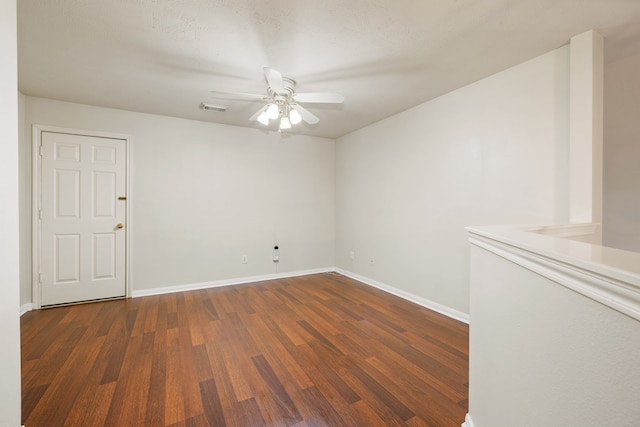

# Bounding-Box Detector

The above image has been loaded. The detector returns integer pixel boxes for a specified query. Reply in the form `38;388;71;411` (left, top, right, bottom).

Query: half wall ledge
466;223;640;322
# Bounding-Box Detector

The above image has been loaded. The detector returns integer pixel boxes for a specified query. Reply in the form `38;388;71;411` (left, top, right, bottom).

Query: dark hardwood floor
21;273;469;426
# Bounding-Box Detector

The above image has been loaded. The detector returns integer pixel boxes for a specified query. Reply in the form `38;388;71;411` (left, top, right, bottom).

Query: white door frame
32;125;132;309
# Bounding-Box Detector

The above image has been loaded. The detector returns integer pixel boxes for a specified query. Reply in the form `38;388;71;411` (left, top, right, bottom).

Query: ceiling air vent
201;103;228;112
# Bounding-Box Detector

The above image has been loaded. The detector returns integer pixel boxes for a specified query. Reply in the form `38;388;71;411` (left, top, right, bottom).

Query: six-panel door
40;131;126;306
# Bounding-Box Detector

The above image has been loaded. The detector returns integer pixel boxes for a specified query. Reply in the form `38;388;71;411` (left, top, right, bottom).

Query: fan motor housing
268;77;296;98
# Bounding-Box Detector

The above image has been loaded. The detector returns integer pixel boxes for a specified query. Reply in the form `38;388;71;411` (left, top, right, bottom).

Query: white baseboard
461;413;475;427
335;268;470;324
22;267;468;326
20;303;33;316
131;267;335;298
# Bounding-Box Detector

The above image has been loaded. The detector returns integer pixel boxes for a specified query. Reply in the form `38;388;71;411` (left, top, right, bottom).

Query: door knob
116;223;124;229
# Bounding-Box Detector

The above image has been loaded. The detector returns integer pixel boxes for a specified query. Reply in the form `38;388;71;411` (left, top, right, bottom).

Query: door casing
32;125;132;309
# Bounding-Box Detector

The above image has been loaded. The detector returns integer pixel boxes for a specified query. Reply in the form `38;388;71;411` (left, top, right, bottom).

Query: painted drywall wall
468;242;640;426
0;0;23;424
335;46;570;314
21;97;335;299
18;91;30;309
603;50;640;252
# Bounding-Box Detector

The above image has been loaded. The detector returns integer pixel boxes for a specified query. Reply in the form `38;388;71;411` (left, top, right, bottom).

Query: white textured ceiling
17;0;640;139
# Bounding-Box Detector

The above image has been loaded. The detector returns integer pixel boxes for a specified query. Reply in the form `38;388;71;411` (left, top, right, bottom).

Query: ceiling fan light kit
209;67;344;132
266;103;280;119
280;116;292;130
289;108;302;125
256;102;297;131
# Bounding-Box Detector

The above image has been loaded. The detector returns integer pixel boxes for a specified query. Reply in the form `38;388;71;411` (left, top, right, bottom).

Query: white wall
603;51;640;252
335;46;570;315
18;92;30;309
21;97;335;300
468;231;640;427
0;0;23;424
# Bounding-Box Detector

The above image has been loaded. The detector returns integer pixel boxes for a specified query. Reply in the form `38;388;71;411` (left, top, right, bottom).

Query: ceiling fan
209;67;344;131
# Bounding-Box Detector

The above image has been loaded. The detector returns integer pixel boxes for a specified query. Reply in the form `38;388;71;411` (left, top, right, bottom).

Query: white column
0;0;23;425
569;30;604;225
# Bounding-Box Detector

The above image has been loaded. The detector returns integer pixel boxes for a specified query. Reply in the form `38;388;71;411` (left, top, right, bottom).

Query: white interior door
40;131;127;306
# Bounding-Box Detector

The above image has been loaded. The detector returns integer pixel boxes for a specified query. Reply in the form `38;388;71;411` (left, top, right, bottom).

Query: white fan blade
249;105;268;121
293;92;344;104
291;104;320;125
211;91;268;101
264;67;286;94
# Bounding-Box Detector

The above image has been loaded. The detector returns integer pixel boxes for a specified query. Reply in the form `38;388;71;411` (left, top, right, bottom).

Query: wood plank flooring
21;273;469;426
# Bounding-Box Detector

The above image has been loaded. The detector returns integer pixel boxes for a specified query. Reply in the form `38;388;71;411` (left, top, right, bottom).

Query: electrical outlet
349;251;355;260
241;254;248;264
369;256;375;266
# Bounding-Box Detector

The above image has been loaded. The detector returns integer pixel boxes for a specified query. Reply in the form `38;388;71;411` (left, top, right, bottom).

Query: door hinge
38;209;42;220
39;144;43;156
38;273;42;283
